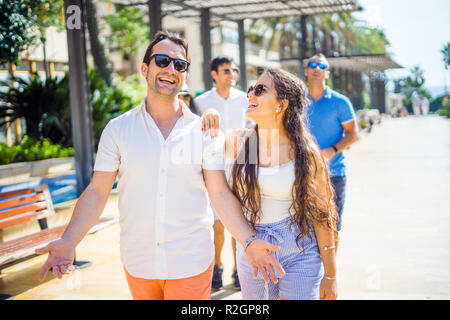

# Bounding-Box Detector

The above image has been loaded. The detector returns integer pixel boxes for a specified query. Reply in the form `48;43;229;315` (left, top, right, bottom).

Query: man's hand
320;277;338;300
245;239;286;284
201;109;220;138
35;238;76;281
320;147;336;162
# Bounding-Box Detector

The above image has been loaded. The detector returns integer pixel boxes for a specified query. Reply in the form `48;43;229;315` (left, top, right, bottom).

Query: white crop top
226;160;295;224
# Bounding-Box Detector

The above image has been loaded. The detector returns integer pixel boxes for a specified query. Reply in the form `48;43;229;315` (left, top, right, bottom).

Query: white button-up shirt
94;99;225;280
194;87;249;133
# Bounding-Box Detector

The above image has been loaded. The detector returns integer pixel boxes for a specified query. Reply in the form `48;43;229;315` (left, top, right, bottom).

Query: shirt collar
307;85;332;102
212;87;238;101
138;96;197;123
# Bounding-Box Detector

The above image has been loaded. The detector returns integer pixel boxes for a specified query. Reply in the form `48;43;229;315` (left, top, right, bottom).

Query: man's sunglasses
149;54;190;73
222;68;240;75
307;61;328;70
247;84;268;97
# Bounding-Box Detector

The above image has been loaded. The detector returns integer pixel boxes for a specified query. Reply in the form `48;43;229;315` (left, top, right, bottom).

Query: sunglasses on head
308;61;328;70
150;54;190;73
247;84;268;97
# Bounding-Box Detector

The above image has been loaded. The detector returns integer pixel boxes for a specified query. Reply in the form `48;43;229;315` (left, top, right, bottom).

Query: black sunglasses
247;84;268;97
222;68;240;75
150;54;190;73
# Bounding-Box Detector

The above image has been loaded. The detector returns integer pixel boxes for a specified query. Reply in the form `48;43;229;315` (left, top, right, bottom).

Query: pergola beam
238;19;247;91
148;0;162;40
200;8;213;90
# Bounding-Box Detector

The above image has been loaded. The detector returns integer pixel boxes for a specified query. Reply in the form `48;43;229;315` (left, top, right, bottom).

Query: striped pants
236;217;324;300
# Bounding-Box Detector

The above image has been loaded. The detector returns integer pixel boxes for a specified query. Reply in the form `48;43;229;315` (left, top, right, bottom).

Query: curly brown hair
230;68;338;246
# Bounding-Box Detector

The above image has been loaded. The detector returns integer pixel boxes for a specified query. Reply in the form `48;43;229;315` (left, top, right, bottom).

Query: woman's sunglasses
247;84;268;97
150;54;190;73
307;61;328;70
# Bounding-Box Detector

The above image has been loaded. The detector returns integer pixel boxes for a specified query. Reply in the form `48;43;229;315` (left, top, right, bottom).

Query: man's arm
203;169;285;283
35;170;117;281
321;119;359;161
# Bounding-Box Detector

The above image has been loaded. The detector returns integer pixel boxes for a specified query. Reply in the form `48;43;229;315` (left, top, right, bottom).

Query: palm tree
0;74;72;146
442;42;449;94
442;42;450;69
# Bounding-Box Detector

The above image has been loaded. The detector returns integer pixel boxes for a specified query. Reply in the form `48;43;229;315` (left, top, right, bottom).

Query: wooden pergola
114;0;361;90
63;0;360;193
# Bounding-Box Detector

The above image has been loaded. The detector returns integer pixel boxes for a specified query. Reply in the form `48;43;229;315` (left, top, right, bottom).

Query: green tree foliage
0;0;44;65
441;42;450;70
247;12;390;60
89;68;136;147
104;6;148;57
351;25;390;55
437;97;450;118
399;65;432;113
0;136;74;165
86;0;113;86
0;73;72;145
0;69;138;151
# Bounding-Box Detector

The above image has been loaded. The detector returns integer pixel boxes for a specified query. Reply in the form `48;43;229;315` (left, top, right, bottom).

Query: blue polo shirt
305;86;356;177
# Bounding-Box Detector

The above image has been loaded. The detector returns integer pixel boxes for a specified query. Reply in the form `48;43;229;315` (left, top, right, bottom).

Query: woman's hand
320;277;338;300
201;109;221;138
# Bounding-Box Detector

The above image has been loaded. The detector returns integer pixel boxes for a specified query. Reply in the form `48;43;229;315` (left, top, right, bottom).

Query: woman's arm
312;156;339;300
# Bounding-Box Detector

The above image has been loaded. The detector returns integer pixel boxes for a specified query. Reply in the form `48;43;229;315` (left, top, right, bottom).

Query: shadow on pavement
211;284;242;300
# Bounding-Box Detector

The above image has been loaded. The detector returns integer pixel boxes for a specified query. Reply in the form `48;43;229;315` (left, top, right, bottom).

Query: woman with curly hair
204;68;339;300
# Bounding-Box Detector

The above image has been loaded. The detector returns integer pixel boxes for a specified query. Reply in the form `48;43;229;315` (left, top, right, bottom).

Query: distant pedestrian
421;96;430;115
304;53;359;232
412;91;421;116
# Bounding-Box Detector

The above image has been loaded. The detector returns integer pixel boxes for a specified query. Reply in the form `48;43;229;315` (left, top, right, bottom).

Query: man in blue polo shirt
304;53;359;231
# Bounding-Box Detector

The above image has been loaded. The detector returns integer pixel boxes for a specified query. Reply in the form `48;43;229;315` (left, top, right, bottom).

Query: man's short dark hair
142;30;189;65
210;56;234;72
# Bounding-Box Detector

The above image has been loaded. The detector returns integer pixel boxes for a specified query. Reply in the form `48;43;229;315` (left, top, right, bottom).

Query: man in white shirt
35;31;284;300
193;56;248;290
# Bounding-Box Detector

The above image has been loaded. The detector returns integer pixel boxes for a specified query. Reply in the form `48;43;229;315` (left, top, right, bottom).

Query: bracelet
324;276;337;280
243;235;258;251
321;245;336;251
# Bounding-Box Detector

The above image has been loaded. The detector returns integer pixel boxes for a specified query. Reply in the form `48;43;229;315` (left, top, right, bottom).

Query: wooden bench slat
0;203;48;220
0;194;46;211
0;217;115;266
0;225;67;266
0;209;51;229
0;189;38;201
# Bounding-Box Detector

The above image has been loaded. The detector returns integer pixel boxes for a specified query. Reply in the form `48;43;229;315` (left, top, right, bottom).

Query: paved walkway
1;115;449;299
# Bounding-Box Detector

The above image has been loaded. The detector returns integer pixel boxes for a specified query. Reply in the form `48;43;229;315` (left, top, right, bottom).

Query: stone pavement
1;115;449;300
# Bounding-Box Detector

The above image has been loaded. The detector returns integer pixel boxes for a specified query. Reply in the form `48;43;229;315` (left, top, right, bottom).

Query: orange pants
124;261;214;300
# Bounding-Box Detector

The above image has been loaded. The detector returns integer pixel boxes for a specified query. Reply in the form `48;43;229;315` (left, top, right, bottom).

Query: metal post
64;0;94;197
148;0;162;41
201;8;212;90
312;21;317;53
64;0;94;270
299;15;308;79
238;19;247;91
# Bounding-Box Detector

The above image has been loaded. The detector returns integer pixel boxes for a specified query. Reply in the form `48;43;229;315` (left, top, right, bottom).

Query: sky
354;0;450;96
